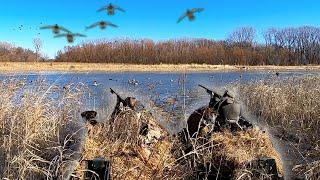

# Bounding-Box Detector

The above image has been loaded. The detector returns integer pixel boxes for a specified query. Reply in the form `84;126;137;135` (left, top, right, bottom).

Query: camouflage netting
74;109;283;180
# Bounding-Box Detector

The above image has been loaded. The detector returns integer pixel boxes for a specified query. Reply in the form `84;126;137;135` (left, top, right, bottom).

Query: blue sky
0;0;320;58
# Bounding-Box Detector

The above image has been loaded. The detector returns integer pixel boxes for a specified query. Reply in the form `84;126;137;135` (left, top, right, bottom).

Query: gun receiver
198;84;221;98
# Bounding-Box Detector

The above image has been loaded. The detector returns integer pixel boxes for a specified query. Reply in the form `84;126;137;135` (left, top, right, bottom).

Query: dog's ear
93;111;97;118
81;111;97;119
81;111;86;118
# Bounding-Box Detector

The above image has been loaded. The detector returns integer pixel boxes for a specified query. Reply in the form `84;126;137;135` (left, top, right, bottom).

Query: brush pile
173;127;283;179
75;109;185;179
76;106;283;179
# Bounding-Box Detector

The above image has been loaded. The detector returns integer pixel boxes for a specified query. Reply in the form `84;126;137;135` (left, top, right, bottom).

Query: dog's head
124;97;137;110
81;111;97;120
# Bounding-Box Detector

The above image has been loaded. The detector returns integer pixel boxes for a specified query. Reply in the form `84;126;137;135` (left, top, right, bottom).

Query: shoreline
0;62;320;73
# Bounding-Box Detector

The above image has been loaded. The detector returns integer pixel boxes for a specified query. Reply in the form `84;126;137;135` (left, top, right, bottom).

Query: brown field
0;62;320;72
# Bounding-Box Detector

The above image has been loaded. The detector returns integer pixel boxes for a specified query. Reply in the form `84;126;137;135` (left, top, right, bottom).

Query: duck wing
86;22;100;30
54;33;68;38
114;5;125;12
177;13;187;23
73;33;87;37
107;22;118;28
59;26;71;33
97;6;108;12
191;8;204;13
40;25;54;29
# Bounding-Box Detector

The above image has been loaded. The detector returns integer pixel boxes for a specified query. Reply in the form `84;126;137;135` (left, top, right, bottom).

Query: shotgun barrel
110;88;126;104
198;84;222;98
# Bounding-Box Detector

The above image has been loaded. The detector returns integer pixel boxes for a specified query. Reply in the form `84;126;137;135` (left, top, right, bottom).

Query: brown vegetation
0;78;87;179
0;42;42;62
1;62;320;73
237;75;320;179
2;75;319;179
56;26;320;65
173;127;283;179
76;108;283;179
75;109;184;179
2;26;320;66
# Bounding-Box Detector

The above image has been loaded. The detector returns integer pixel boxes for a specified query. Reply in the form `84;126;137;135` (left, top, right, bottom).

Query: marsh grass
0;78;87;179
236;75;320;178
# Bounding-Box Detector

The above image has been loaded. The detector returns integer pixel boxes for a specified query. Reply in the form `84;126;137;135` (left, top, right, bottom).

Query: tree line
56;26;320;65
0;39;43;62
2;26;320;65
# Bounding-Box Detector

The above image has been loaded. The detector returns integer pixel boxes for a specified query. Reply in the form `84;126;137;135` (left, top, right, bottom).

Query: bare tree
33;38;43;61
228;27;256;47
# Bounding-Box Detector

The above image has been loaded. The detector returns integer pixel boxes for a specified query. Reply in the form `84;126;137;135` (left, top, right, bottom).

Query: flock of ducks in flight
40;3;205;43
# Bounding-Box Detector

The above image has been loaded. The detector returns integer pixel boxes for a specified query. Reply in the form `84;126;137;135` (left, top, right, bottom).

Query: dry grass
75;108;283;179
0;76;288;179
0;62;235;72
211;128;283;172
75;109;186;180
237;75;320;179
173;128;283;179
0;78;87;179
1;62;320;72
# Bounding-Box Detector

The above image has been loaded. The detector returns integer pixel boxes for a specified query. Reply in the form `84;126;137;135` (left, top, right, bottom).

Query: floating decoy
54;33;86;43
97;3;125;15
93;80;101;87
128;79;139;86
86;21;118;30
177;8;204;23
108;78;118;82
40;24;71;34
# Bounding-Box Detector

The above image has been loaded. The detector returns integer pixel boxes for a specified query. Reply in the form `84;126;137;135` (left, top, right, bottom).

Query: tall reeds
237;75;320;178
0;78;87;179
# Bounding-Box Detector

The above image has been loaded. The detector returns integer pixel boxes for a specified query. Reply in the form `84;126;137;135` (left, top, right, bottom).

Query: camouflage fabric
222;103;241;121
